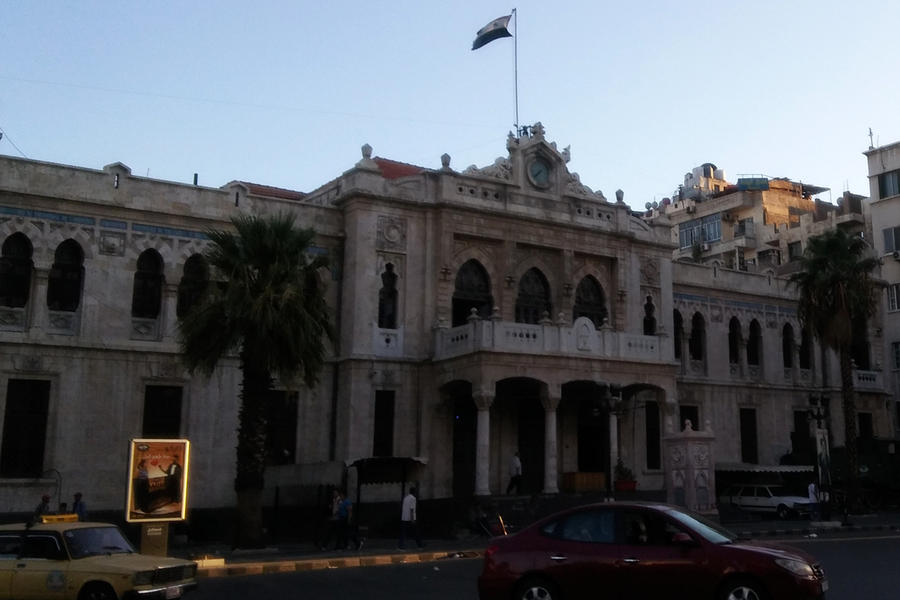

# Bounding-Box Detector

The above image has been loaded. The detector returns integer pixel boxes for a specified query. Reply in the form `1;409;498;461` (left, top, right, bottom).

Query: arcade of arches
442;377;669;497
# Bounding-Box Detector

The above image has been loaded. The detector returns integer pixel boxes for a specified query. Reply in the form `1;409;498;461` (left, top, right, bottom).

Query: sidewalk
178;509;900;579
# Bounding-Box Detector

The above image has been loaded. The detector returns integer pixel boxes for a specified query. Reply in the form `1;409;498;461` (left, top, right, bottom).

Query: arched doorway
496;378;545;494
444;381;476;498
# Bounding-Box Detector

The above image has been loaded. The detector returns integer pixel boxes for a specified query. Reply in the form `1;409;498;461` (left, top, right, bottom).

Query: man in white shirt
808;481;820;520
399;486;423;549
506;452;522;495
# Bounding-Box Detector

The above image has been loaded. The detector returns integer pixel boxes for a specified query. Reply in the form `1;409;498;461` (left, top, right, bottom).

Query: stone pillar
31;268;49;332
541;392;561;494
472;389;494;496
609;412;619;482
664;417;717;517
739;338;748;376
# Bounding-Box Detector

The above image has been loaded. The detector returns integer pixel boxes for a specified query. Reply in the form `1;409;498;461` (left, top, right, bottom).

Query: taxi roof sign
41;514;79;523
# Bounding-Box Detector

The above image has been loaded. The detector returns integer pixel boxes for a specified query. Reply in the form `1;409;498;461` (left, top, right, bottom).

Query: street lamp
594;384;625;498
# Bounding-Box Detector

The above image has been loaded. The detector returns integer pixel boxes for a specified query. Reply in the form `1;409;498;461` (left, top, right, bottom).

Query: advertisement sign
815;428;832;490
125;439;190;523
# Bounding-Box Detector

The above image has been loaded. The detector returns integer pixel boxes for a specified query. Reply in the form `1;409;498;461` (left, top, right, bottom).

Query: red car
478;501;827;600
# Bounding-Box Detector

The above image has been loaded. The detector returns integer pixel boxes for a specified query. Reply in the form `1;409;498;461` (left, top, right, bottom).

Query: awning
716;462;813;473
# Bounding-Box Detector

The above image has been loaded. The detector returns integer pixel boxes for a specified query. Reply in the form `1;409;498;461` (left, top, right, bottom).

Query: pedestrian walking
319;488;342;550
72;492;87;521
398;486;423;549
334;491;356;550
808;481;820;520
506;451;522;495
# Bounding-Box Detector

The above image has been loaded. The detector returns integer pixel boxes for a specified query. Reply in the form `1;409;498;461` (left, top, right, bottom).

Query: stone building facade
0;125;891;519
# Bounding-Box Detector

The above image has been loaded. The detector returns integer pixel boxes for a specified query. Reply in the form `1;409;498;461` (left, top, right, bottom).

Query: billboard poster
125;439;190;523
815;428;832;490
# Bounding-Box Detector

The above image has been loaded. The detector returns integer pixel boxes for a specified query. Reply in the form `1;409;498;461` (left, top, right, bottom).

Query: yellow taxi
0;515;197;600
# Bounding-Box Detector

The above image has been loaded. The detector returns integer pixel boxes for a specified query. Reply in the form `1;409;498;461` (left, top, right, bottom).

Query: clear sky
2;1;898;210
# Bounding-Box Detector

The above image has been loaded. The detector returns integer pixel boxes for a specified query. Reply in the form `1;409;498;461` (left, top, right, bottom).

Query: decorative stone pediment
463;157;512;180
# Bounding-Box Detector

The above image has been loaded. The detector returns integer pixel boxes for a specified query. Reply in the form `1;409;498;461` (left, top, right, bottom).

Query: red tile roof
239;182;306;201
373;157;426;179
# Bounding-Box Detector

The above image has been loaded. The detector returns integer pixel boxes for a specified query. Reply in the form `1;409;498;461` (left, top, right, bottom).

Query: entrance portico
439;362;675;499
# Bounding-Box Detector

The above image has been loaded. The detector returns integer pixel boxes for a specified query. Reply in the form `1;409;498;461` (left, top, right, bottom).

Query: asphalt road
190;532;900;600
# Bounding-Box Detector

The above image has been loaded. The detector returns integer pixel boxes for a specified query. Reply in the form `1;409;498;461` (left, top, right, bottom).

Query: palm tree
789;228;880;512
178;213;334;547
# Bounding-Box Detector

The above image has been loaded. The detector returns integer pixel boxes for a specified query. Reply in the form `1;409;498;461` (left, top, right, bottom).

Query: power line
0;125;27;158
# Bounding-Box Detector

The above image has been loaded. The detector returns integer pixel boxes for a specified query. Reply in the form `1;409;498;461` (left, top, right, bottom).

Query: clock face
528;157;551;187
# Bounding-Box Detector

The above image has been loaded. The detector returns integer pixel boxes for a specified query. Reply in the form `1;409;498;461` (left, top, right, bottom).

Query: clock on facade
528;157;552;188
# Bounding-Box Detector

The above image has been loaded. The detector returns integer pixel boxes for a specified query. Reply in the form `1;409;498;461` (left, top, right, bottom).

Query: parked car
0;515;198;600
718;484;812;519
478;501;827;600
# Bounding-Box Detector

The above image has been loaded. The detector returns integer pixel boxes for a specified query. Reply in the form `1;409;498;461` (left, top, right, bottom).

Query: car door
729;486;749;510
615;509;715;600
10;532;69;600
0;532;23;598
532;507;622;600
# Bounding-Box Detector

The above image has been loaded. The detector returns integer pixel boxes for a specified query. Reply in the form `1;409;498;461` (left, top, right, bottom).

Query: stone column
541;391;561;494
31;268;50;332
472;389;494;496
609;412;619;484
739;338;748;376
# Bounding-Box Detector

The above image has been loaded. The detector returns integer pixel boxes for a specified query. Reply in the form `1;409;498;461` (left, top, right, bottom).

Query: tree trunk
235;487;264;548
234;351;272;548
839;347;860;512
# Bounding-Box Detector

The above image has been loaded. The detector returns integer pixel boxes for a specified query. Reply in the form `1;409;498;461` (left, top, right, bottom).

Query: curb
735;523;900;538
196;548;485;578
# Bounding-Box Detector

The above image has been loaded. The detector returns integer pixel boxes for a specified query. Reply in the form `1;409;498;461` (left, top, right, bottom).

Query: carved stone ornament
99;232;126;256
463;157;512;180
376;216;407;251
566;172;605;200
640;258;659;285
691;444;710;468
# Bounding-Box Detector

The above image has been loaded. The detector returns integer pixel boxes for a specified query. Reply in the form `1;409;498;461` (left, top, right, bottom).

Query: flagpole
513;7;518;136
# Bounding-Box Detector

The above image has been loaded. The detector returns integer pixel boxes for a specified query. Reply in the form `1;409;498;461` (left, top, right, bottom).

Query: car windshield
666;507;736;544
63;527;135;558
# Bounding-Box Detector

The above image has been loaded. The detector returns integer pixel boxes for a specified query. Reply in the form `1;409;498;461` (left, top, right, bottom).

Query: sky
2;1;900;210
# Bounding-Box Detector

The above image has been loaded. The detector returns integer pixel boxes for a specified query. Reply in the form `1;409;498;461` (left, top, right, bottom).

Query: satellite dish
645;202;652;209
652;201;659;209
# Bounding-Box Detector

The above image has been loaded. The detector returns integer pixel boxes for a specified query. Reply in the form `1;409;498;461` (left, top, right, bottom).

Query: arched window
452;260;493;327
515;268;551;324
782;323;795;368
132;249;164;319
799;328;812;369
728;317;742;364
47;239;84;312
673;310;683;359
0;233;33;308
747;319;762;366
851;315;870;370
642;295;656;335
689;312;705;361
176;254;209;319
378;263;399;329
573;276;607;328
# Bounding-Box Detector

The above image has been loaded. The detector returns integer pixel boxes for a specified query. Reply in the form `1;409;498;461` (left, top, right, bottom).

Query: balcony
853;369;883;391
433;316;667;363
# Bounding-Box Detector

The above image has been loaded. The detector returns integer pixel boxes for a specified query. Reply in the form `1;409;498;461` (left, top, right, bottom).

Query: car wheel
776;504;790;520
78;583;118;600
515;577;558;600
719;577;768;600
